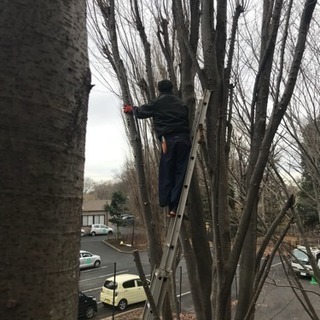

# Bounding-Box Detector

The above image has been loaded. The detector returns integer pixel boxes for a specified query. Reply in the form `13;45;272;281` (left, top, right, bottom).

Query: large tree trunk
172;1;213;318
235;2;281;318
0;1;90;319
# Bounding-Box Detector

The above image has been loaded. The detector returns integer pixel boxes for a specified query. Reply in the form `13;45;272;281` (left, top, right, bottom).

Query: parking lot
79;231;320;320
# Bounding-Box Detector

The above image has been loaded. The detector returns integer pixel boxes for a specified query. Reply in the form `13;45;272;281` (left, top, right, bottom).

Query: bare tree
90;0;163;275
83;177;96;196
88;0;318;319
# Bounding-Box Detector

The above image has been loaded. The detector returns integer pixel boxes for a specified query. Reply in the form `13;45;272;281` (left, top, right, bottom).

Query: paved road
254;261;320;320
79;233;191;319
80;234;320;319
79;234;148;318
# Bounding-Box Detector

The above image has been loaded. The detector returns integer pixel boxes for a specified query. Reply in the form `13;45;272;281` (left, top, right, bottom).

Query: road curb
98;307;143;319
102;239;145;254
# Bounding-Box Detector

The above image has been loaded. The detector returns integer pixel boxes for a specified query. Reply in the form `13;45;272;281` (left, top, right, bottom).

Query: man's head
158;79;173;93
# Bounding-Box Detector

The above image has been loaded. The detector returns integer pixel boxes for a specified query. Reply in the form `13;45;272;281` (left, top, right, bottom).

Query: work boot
167;210;189;221
167;210;176;218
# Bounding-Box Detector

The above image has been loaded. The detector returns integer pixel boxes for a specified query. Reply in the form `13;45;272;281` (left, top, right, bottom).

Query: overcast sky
84;79;129;182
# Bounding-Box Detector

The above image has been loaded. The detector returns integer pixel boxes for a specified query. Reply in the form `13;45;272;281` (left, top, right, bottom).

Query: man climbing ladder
139;89;212;320
123;79;191;218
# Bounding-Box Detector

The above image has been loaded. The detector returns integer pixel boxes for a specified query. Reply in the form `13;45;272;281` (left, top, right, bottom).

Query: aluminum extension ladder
142;89;212;320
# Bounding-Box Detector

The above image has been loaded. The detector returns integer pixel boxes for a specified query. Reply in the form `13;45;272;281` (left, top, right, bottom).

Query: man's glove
123;104;133;113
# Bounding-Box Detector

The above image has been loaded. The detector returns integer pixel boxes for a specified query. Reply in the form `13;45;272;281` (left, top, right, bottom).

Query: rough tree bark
0;1;90;319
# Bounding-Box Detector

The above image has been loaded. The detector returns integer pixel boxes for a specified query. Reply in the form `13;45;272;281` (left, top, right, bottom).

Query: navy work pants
158;132;191;211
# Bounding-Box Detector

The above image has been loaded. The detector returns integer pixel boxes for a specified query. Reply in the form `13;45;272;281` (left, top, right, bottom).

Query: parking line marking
79;269;129;283
80;266;109;273
271;262;282;267
82;287;102;293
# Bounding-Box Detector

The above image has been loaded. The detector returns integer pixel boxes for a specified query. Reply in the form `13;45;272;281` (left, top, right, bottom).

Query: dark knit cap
158;79;173;93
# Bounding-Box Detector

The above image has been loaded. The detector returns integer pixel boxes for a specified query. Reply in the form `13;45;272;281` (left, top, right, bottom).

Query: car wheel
118;299;128;311
94;260;101;268
85;306;95;319
108;230;113;235
91;231;96;236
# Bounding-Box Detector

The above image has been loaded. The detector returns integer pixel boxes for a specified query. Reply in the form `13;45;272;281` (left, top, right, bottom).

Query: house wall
82;199;111;227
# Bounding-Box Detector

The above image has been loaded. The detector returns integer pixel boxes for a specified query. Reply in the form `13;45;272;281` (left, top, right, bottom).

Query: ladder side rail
142;206;179;318
162;90;211;267
147;143;200;317
155;90;211;275
142;90;211;320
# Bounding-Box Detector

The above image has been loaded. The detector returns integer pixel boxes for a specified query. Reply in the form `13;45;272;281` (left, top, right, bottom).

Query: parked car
79;250;101;269
81;229;85;237
111;214;133;225
100;274;149;311
291;245;320;277
120;213;131;219
78;291;97;319
90;224;114;236
121;215;135;226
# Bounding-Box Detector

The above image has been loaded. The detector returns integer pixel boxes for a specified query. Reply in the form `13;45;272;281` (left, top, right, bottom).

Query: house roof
82;199;110;212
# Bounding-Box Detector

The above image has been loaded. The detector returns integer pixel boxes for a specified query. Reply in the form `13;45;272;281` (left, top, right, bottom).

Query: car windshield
104;280;118;290
292;249;309;262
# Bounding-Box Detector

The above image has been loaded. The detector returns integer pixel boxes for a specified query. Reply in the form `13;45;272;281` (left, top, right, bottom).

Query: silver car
291;245;320;277
79;250;101;269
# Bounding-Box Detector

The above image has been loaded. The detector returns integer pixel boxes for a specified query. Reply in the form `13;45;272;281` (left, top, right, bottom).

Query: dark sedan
78;291;97;319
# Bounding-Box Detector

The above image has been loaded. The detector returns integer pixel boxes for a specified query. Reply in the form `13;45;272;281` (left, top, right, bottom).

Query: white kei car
100;274;149;310
90;224;114;236
79;250;101;269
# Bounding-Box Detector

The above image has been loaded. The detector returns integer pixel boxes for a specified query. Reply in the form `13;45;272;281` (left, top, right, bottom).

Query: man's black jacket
133;93;189;138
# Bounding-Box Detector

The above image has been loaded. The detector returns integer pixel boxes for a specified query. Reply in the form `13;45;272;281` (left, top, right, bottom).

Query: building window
96;215;105;224
82;215;105;226
88;216;94;225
